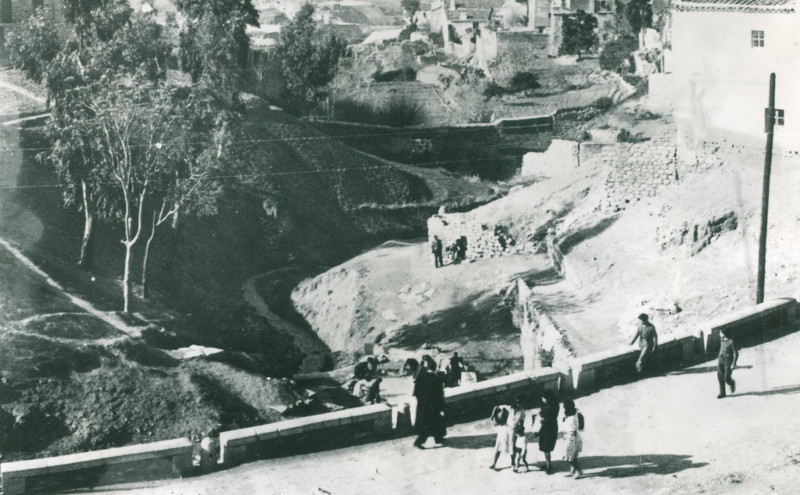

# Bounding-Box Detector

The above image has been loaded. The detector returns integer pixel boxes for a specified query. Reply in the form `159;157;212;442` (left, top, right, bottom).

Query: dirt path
242;270;330;370
82;326;800;495
0;78;46;105
0;238;144;337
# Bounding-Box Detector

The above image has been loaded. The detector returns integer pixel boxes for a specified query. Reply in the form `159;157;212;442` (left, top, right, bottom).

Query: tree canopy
626;0;653;34
276;3;345;107
401;0;421;16
560;10;599;58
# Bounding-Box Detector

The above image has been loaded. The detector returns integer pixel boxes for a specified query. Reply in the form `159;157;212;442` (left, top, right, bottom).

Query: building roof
447;8;495;21
673;0;795;13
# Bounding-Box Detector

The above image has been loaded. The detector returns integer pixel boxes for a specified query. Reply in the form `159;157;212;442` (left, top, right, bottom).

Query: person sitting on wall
364;377;383;404
354;357;379;380
629;313;658;373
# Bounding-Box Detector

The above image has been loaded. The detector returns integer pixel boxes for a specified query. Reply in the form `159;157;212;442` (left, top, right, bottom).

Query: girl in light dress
562;399;583;478
490;398;530;472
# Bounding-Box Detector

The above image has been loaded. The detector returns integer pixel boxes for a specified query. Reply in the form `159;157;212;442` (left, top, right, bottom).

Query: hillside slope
288;120;800;361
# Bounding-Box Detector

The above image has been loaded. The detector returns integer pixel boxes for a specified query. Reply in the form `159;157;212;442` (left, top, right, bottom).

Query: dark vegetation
334;96;427;127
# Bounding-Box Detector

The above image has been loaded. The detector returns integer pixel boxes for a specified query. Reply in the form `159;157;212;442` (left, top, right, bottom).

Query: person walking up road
630;313;658;373
717;328;739;398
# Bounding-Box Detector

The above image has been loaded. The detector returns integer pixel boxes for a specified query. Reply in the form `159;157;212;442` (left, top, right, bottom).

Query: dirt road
82;325;800;495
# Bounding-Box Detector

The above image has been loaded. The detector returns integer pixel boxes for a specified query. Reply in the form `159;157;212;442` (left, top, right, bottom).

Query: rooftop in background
673;0;795;12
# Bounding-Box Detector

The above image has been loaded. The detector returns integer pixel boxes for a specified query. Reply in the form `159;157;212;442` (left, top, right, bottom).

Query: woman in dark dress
537;390;559;474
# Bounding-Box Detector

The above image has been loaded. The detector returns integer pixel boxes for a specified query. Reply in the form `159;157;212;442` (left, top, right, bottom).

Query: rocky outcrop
656;211;738;255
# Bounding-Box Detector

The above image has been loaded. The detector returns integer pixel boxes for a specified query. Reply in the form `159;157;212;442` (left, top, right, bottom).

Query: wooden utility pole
756;73;776;304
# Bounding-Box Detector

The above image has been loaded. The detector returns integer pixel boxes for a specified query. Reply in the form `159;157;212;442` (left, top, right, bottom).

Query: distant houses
425;0;614;67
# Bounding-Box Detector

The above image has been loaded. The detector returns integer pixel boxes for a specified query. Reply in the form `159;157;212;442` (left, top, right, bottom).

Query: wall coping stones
0;438;192;479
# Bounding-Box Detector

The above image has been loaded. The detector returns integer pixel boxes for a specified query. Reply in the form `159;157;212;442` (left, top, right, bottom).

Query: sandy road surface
82;326;800;495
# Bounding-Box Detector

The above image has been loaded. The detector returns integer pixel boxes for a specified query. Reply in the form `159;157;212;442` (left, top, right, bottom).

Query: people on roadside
412;363;447;449
511;398;529;473
421;354;438;375
717;328;739;399
630;313;658;373
354;357;378;380
364;377;383;404
489;403;514;470
562;399;583;478
431;235;444;268
456;236;467;262
537;390;559;474
448;352;463;387
403;358;420;377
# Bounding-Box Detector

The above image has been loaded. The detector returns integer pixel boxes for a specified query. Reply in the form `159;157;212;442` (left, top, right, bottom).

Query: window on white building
751;30;765;48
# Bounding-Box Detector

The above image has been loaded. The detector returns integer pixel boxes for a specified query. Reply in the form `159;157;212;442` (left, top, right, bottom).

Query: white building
669;0;800;151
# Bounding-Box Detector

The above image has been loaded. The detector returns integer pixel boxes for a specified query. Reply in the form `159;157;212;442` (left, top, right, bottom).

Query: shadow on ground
668;365;753;375
559;215;619;255
731;384;800;398
579;454;707;478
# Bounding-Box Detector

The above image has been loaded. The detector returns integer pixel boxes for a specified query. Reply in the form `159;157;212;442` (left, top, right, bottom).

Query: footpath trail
242;270;330;371
84;328;800;495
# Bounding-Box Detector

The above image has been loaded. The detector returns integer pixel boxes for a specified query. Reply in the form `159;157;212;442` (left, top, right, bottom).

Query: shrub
333;96;426;127
398;22;417;42
594;96;614;110
429;31;444;47
378;96;426;127
373;67;417;82
599;35;638;72
483;81;506;100
508;71;541;96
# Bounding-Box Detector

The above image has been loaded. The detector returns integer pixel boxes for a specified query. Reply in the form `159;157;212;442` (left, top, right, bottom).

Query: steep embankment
0;76;500;462
291;240;553;374
289;119;800;361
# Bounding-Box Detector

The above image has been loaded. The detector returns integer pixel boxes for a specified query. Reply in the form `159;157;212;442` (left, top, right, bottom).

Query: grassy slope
0;76;501;460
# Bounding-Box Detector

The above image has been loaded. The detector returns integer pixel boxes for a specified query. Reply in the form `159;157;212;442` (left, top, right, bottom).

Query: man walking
412;365;446;448
630;313;658;373
431;235;444;268
717;328;739;398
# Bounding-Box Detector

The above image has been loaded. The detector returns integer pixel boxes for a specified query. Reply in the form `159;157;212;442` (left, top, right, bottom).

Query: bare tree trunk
78;179;93;267
123;241;133;313
141;211;157;300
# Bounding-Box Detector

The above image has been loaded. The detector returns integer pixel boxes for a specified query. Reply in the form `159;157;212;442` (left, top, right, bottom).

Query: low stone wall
219;404;393;466
392;369;563;433
570;330;702;391
0;438;192;495
703;298;797;354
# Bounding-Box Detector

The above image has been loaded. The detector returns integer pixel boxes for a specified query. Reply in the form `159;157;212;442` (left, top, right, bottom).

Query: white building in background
669;0;800;151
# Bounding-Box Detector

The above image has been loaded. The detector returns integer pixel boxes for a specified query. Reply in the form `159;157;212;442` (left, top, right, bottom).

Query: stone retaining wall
595;128;679;212
426;214;536;262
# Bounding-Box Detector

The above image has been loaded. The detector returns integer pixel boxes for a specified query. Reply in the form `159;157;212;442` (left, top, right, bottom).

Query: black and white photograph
0;0;798;492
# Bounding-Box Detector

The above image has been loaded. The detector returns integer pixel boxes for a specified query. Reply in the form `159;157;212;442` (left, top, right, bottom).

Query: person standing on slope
431;235;444;268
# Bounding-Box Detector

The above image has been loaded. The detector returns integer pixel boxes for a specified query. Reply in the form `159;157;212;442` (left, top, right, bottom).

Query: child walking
511;398;530;473
562;399;583;478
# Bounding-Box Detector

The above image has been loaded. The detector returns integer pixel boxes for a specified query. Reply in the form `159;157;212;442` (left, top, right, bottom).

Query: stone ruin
427;213;535;262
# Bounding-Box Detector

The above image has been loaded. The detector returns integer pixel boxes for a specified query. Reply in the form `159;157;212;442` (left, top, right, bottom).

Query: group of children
489;396;584;478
